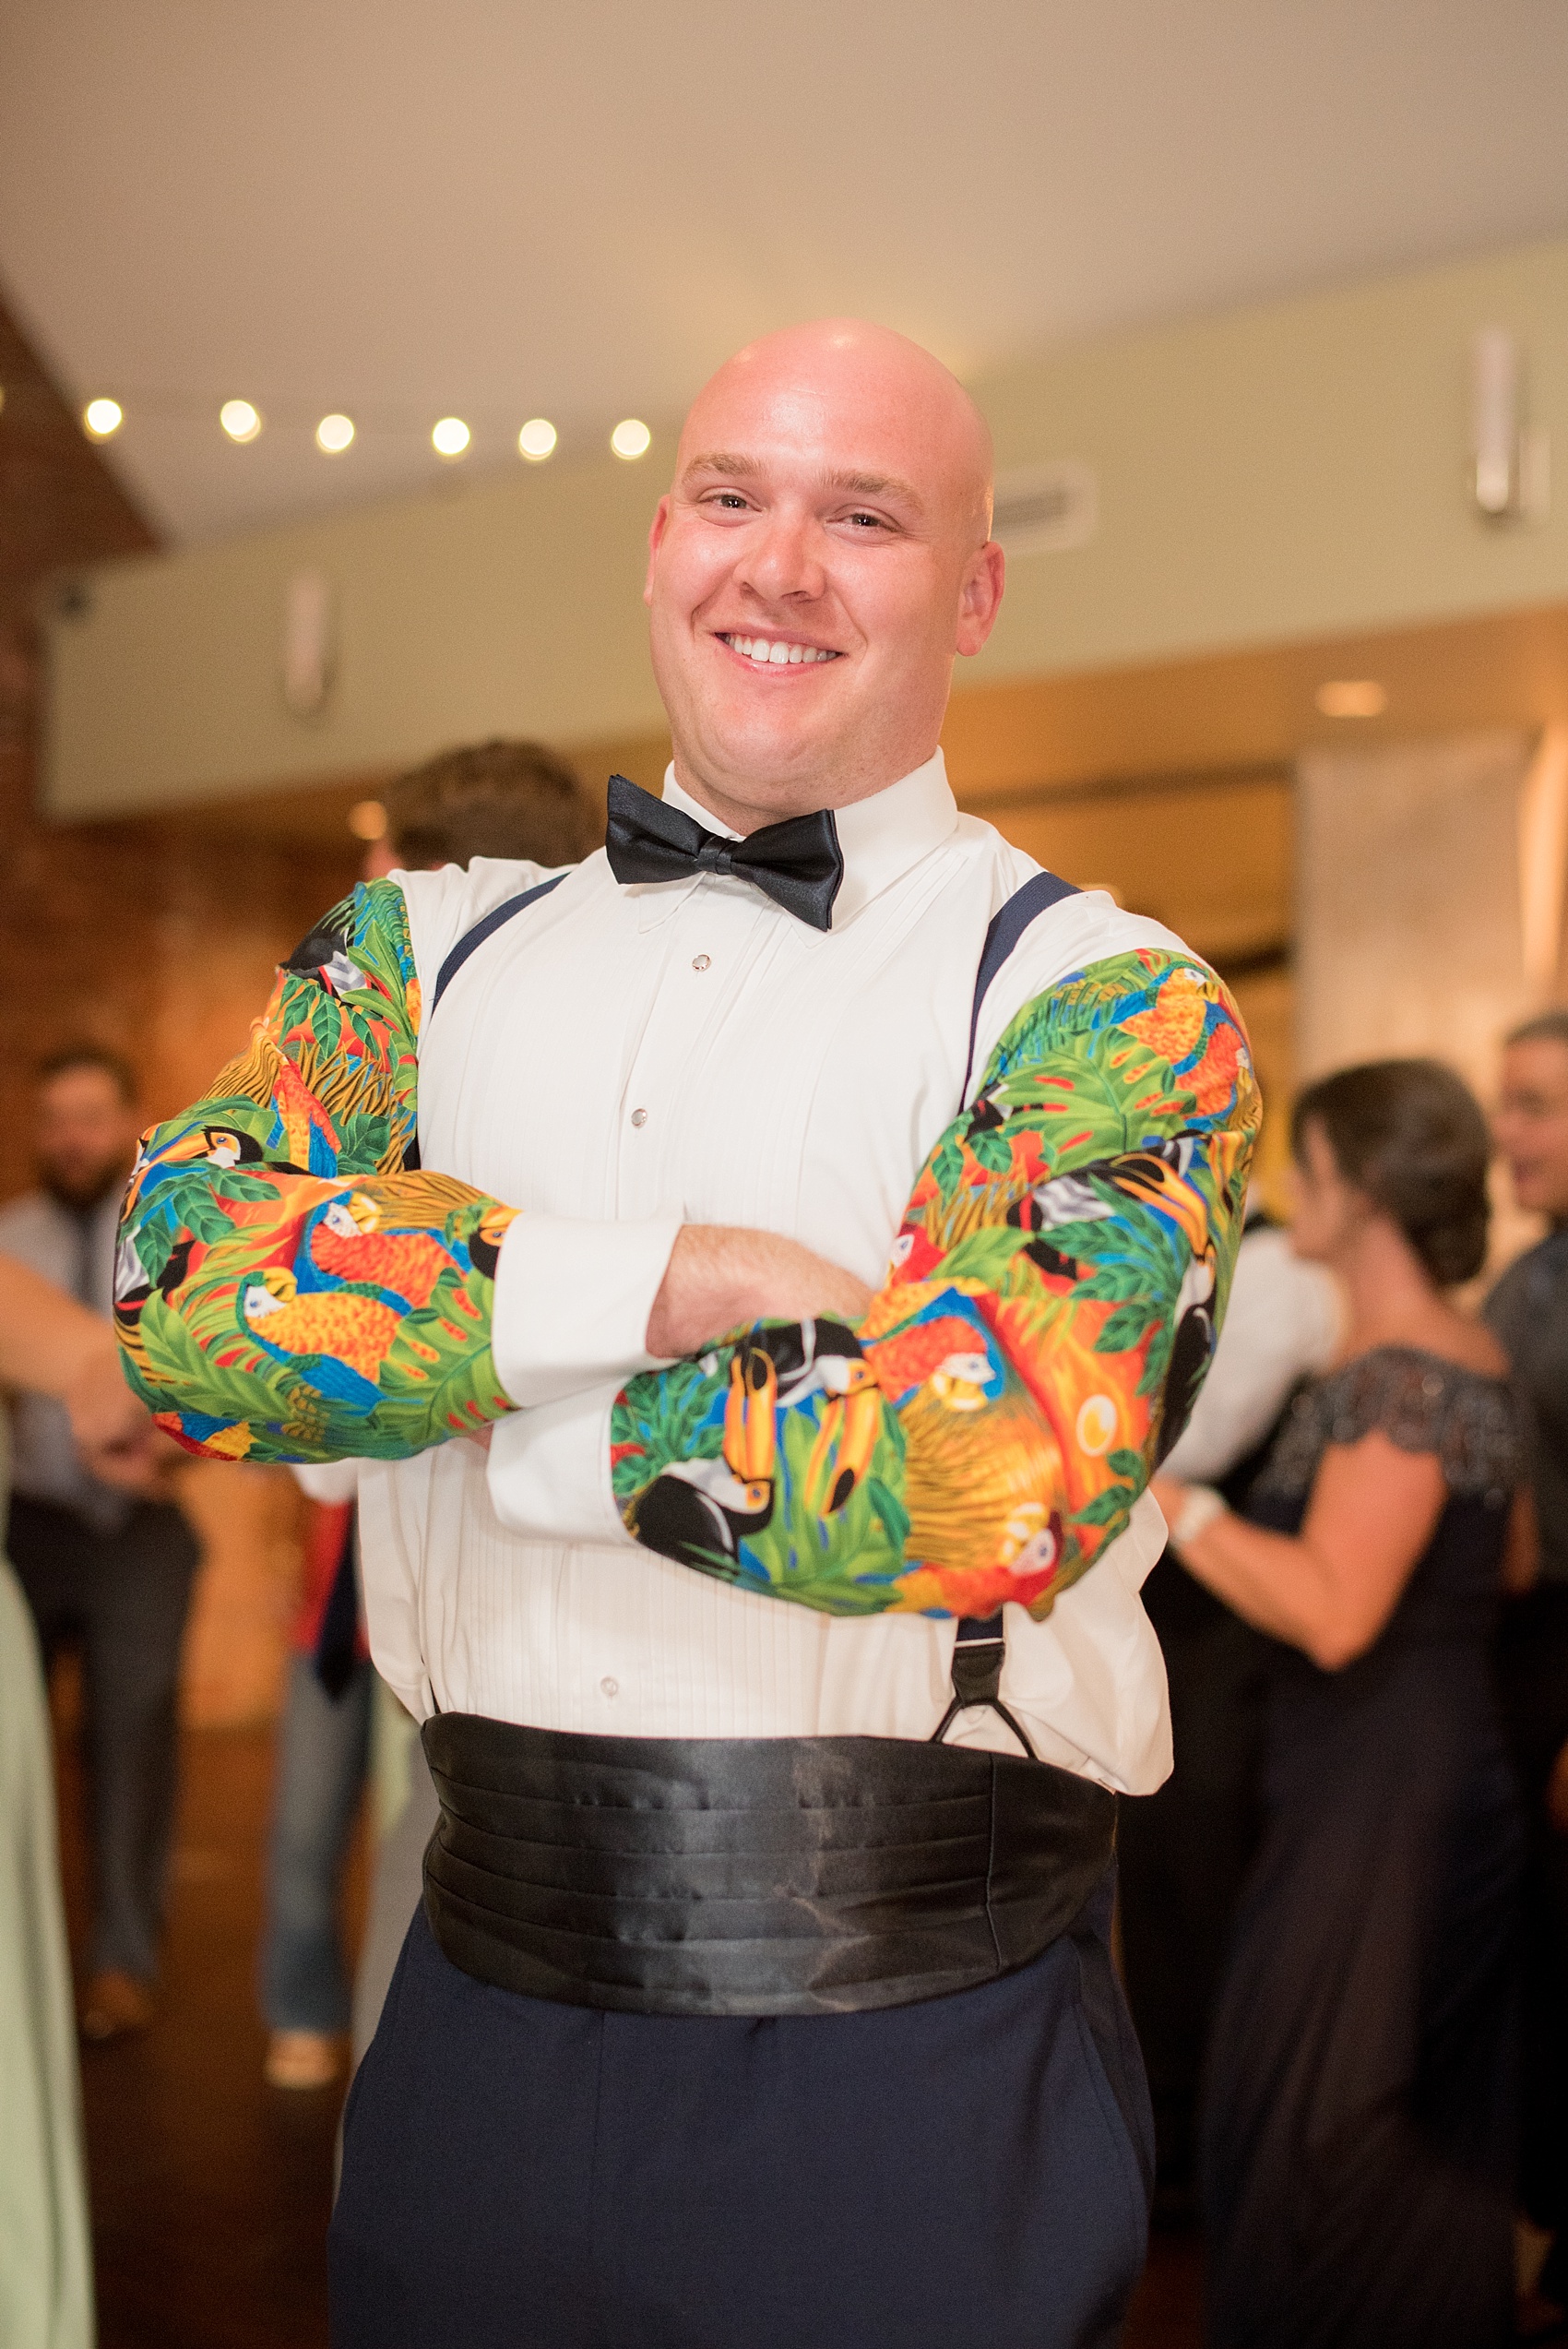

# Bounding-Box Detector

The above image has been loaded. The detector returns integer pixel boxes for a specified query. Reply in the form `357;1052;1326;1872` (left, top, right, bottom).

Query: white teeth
725;634;837;665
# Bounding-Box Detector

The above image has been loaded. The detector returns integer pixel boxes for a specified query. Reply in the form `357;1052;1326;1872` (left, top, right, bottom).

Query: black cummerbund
421;1712;1117;2018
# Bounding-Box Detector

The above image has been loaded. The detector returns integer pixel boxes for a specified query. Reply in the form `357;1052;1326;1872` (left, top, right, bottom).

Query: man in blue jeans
261;1471;373;2087
258;738;597;2091
1;1045;198;2043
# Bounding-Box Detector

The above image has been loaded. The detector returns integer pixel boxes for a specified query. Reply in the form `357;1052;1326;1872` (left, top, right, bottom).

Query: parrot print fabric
611;949;1259;1623
114;881;517;1463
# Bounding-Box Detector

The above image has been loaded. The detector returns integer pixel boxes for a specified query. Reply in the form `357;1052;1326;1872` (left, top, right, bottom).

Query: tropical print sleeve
611;948;1260;1621
114;881;517;1464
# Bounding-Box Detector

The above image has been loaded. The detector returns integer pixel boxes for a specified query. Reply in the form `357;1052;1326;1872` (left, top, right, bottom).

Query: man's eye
845;511;885;531
709;493;751;511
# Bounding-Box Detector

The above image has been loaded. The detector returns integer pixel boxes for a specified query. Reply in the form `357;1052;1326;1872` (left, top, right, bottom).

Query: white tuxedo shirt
357;750;1179;1793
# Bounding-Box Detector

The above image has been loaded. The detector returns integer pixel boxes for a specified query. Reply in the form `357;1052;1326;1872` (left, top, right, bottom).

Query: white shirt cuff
490;1212;681;1410
486;1379;635;1548
290;1459;362;1505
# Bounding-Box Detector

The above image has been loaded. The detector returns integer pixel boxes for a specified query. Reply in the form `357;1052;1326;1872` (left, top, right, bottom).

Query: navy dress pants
330;1869;1151;2349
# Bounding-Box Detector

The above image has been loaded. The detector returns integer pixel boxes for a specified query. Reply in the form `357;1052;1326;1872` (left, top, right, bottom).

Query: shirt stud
600;1675;619;1699
630;1107;647;1128
692;954;711;972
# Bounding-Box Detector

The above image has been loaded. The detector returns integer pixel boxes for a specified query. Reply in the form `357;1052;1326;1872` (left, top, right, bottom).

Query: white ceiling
4;0;1566;546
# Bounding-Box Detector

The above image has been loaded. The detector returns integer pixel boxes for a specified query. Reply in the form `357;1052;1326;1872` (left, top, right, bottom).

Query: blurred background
2;4;1566;2342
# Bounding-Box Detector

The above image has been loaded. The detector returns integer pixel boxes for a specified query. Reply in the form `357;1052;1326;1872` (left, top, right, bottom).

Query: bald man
118;321;1258;2347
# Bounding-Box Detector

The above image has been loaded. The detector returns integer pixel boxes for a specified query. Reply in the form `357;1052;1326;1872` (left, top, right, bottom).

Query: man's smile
716;630;843;672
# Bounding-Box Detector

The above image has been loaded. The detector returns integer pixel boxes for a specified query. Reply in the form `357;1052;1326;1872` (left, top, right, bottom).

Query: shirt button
692;954;711;972
630;1107;647;1127
600;1675;619;1699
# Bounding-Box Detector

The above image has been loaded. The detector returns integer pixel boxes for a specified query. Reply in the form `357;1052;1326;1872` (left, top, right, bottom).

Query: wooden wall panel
0;292;359;1724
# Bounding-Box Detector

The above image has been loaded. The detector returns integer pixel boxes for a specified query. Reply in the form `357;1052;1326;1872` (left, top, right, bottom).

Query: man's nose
738;508;826;603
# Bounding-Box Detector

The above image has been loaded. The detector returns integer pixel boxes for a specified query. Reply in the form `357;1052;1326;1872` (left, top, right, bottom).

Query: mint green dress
0;1418;94;2349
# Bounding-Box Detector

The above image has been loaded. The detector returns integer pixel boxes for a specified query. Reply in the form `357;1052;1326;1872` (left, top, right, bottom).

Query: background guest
1154;1060;1525;2349
0;1047;200;2044
259;1467;371;2090
362;733;593;881
257;739;600;2092
1118;1196;1339;2222
0;1249;165;2349
1488;1006;1568;2337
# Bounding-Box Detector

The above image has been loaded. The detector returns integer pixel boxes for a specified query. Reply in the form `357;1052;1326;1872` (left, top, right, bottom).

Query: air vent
991;459;1097;556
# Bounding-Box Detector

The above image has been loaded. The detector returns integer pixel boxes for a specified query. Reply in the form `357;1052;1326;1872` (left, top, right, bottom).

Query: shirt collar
659;748;958;927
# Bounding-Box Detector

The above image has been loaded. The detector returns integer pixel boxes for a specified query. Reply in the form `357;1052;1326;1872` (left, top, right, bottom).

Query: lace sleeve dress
1200;1347;1523;2349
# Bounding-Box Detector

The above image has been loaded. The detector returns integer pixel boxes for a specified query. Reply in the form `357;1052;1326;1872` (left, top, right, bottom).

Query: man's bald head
677;320;995;552
645;317;1005;833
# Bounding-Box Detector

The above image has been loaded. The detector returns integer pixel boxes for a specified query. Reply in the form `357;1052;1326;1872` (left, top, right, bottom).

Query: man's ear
956;541;1005;659
644;496;672;608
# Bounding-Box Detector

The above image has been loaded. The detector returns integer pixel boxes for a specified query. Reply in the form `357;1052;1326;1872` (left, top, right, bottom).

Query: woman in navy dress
1153;1059;1526;2349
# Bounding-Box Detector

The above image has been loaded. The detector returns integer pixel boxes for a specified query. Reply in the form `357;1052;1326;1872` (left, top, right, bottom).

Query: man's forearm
612;948;1260;1621
645;1227;874;1359
0;1252;114;1396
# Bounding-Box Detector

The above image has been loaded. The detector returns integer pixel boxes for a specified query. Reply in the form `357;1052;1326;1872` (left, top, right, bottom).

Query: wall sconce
281;570;336;719
1471;328;1550;524
1520;727;1568;994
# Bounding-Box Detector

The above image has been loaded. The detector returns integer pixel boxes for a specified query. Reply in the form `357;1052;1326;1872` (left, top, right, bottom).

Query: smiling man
117;320;1258;2348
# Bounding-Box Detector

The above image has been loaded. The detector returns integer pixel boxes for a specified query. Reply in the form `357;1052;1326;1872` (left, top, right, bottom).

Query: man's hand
64;1344;183;1496
646;1226;873;1360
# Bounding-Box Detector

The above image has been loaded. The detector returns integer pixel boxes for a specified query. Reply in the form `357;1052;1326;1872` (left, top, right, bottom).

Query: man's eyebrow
820;468;924;510
679;453;925;511
680;451;762;484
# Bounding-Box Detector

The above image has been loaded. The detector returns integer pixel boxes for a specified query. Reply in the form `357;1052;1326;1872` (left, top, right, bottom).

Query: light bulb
316;412;355;455
1314;680;1387;719
432;416;470;459
220;399;263;444
348;799;387;842
611;418;651;460
517;417;557;462
83;399;124;437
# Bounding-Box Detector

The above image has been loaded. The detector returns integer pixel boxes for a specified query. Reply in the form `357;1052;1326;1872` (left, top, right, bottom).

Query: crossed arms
116;878;1259;1621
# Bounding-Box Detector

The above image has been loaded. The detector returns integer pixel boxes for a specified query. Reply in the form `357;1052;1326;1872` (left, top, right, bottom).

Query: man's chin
696;709;846;799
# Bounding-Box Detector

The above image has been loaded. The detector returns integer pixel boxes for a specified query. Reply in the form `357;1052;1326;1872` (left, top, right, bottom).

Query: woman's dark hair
1291;1058;1491;1287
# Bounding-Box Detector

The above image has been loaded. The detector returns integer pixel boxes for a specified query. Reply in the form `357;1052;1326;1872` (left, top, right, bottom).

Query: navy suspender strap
931;1614;1040;1760
961;867;1081;1101
404;872;570;1168
428;872;569;1019
936;869;1081;1756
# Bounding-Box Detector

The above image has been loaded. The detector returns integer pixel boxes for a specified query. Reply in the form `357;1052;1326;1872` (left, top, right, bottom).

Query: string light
64;390;670;468
1315;680;1387;719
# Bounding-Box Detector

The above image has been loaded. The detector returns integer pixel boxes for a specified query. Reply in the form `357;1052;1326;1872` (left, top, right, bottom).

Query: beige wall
1295;728;1549;1270
1296;730;1535;1091
973;238;1567;683
44;235;1568;820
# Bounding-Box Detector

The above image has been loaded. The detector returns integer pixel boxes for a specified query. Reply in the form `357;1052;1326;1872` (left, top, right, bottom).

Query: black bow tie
604;773;844;932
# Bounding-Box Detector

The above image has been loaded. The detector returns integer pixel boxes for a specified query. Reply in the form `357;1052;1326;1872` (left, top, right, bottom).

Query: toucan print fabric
117;880;1258;1623
114;883;518;1462
612;949;1259;1620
